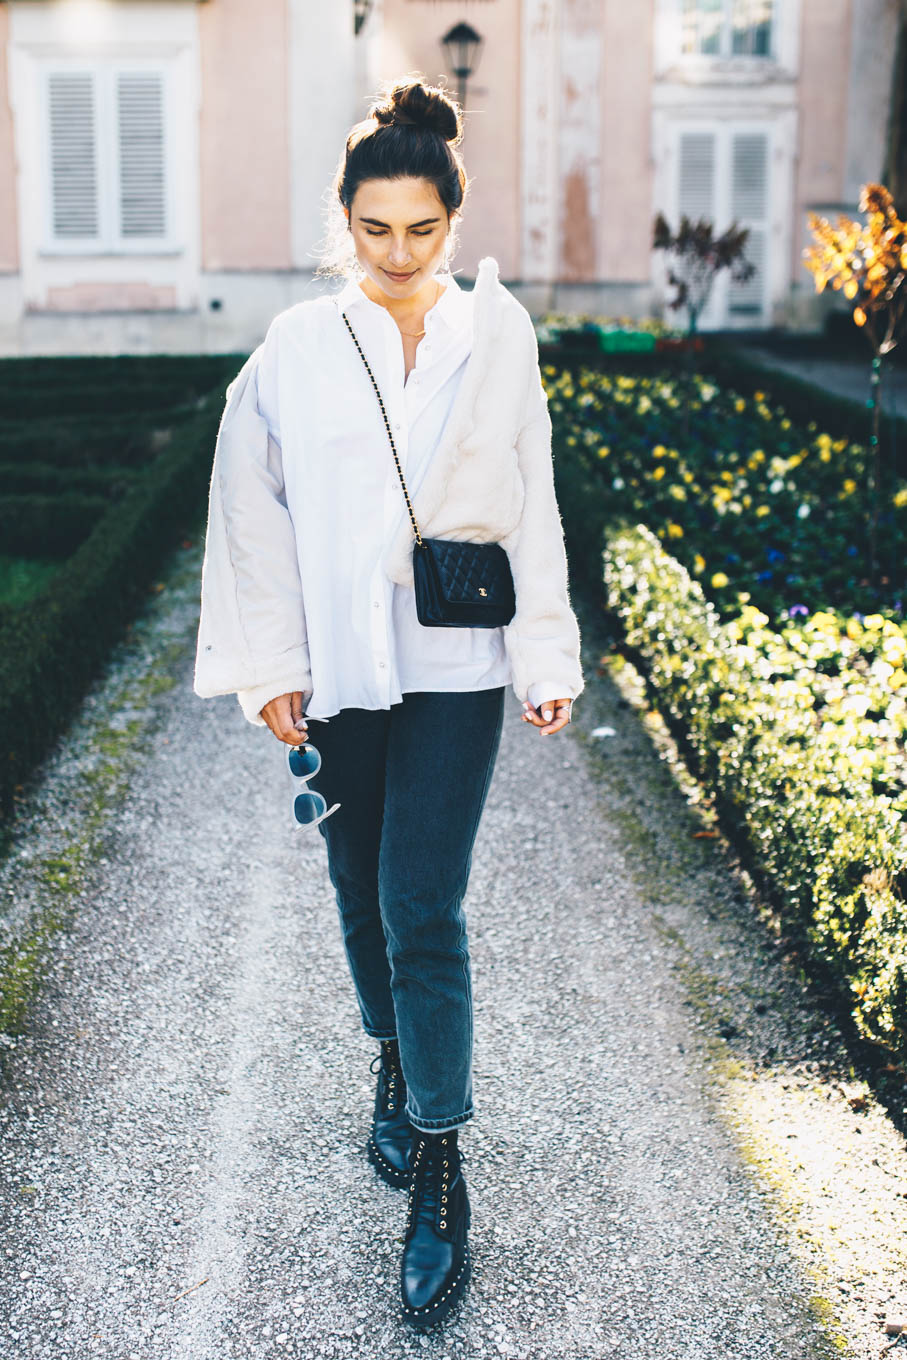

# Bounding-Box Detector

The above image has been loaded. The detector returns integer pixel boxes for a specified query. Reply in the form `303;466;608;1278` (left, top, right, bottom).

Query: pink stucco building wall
199;0;292;270
0;6;19;274
796;0;853;275
377;0;522;280
598;0;654;286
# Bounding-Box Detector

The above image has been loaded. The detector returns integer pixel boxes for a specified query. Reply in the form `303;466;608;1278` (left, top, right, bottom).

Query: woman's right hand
260;691;309;746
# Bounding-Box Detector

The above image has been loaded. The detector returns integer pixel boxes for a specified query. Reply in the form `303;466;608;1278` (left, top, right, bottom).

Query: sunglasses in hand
286;740;340;830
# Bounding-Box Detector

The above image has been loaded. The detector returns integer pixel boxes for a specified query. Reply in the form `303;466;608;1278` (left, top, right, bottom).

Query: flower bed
543;363;906;624
540;351;907;1058
604;524;907;1058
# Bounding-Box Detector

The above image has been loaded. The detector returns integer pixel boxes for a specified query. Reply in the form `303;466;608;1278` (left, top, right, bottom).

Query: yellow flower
819;448;832;462
652;465;666;480
889;669;907;691
749;449;766;464
693;553;706;573
842;478;857;495
863;613;884;630
754;390;765;402
681;469;695;483
734;398;746;412
894;488;907;507
845;617;863;640
833;438;848;453
597;446;610;459
780;418;791;430
755;505;770;517
667;522;684;538
711;572;729;588
652;444;667;457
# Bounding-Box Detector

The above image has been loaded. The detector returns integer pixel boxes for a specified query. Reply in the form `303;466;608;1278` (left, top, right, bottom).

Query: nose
387;237;412;268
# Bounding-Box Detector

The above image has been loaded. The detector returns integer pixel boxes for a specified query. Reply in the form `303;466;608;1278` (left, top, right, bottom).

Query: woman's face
345;177;452;300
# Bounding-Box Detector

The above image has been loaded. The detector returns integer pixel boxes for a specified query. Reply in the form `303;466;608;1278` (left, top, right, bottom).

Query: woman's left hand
521;697;572;735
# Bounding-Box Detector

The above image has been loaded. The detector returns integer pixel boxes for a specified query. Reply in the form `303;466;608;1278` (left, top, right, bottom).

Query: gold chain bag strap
339;308;516;628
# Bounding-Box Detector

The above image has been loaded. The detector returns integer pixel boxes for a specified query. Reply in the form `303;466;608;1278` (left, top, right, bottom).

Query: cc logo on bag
478;587;487;596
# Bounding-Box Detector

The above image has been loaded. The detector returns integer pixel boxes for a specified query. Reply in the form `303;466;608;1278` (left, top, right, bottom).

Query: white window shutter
727;131;768;316
678;131;715;221
48;72;99;239
117;72;166;238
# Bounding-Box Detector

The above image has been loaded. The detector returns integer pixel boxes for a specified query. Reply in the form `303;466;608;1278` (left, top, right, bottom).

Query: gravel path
1;539;904;1360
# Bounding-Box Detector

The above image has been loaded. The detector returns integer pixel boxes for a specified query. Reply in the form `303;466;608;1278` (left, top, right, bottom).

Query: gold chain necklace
392;279;441;338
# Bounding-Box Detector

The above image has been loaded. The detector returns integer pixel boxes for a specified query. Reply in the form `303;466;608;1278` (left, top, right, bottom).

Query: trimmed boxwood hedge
0;461;140;497
603;523;907;1060
0;492;111;557
0;388;227;819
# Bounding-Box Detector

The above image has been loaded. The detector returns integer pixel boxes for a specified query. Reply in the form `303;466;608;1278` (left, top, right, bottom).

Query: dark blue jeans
305;687;506;1133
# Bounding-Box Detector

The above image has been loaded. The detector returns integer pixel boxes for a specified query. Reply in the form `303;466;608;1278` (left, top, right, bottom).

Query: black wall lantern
441;21;483;110
354;0;373;36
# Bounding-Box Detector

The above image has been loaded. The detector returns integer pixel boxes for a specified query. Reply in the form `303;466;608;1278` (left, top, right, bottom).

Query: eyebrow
358;216;441;228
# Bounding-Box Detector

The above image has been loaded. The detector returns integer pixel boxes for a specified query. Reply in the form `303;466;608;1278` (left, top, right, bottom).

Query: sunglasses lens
288;744;320;779
293;790;327;826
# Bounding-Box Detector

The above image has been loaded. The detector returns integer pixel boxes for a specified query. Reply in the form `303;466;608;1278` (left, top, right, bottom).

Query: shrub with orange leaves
803;183;907;357
803;184;907;584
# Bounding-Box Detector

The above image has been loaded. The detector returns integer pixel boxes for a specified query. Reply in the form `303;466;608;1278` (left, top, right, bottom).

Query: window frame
39;58;179;257
679;0;777;63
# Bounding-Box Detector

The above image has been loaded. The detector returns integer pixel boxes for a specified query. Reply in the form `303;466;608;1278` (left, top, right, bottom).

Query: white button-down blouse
246;270;565;723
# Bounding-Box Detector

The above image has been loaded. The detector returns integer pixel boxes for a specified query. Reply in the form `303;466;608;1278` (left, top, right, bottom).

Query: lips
383;268;417;281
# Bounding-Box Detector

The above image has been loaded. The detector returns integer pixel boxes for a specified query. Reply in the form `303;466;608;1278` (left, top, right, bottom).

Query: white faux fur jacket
193;256;584;721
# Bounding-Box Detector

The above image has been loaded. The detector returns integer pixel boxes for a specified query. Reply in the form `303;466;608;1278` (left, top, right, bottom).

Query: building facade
0;0;898;353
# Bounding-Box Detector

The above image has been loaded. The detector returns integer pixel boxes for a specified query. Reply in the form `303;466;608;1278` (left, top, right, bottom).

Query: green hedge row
0;354;242;418
603;523;907;1059
0;492;111;557
0;389;225;818
0;460;140;497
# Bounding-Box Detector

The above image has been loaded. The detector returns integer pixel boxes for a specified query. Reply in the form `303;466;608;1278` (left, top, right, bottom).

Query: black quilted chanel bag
341;310;516;628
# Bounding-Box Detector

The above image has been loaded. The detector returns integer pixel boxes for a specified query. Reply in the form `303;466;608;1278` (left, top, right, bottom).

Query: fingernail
543;709;552;720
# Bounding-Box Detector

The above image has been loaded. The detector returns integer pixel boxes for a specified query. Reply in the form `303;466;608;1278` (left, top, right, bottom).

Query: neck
360;273;442;324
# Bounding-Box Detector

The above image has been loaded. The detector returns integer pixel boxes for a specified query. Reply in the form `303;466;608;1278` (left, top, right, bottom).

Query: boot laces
369;1041;404;1115
406;1133;466;1233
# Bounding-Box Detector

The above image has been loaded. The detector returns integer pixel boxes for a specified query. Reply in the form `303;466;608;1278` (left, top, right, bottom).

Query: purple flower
788;604;809;617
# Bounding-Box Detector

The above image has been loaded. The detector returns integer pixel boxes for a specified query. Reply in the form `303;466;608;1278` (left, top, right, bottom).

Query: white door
675;123;771;329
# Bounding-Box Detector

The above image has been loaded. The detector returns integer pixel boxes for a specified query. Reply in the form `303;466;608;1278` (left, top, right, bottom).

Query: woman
193;75;583;1328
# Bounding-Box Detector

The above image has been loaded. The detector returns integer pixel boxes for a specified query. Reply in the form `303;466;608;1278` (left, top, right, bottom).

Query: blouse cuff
236;679;313;727
526;680;572;713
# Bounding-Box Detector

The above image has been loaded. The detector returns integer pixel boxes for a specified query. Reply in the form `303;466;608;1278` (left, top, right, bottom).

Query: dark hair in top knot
370;78;462;142
332;75;468;223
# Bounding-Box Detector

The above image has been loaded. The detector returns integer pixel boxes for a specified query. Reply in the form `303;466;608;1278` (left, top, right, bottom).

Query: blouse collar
334;270;471;338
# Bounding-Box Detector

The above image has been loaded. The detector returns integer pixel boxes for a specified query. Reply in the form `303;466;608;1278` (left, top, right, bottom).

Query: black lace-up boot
400;1128;471;1328
366;1038;412;1189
